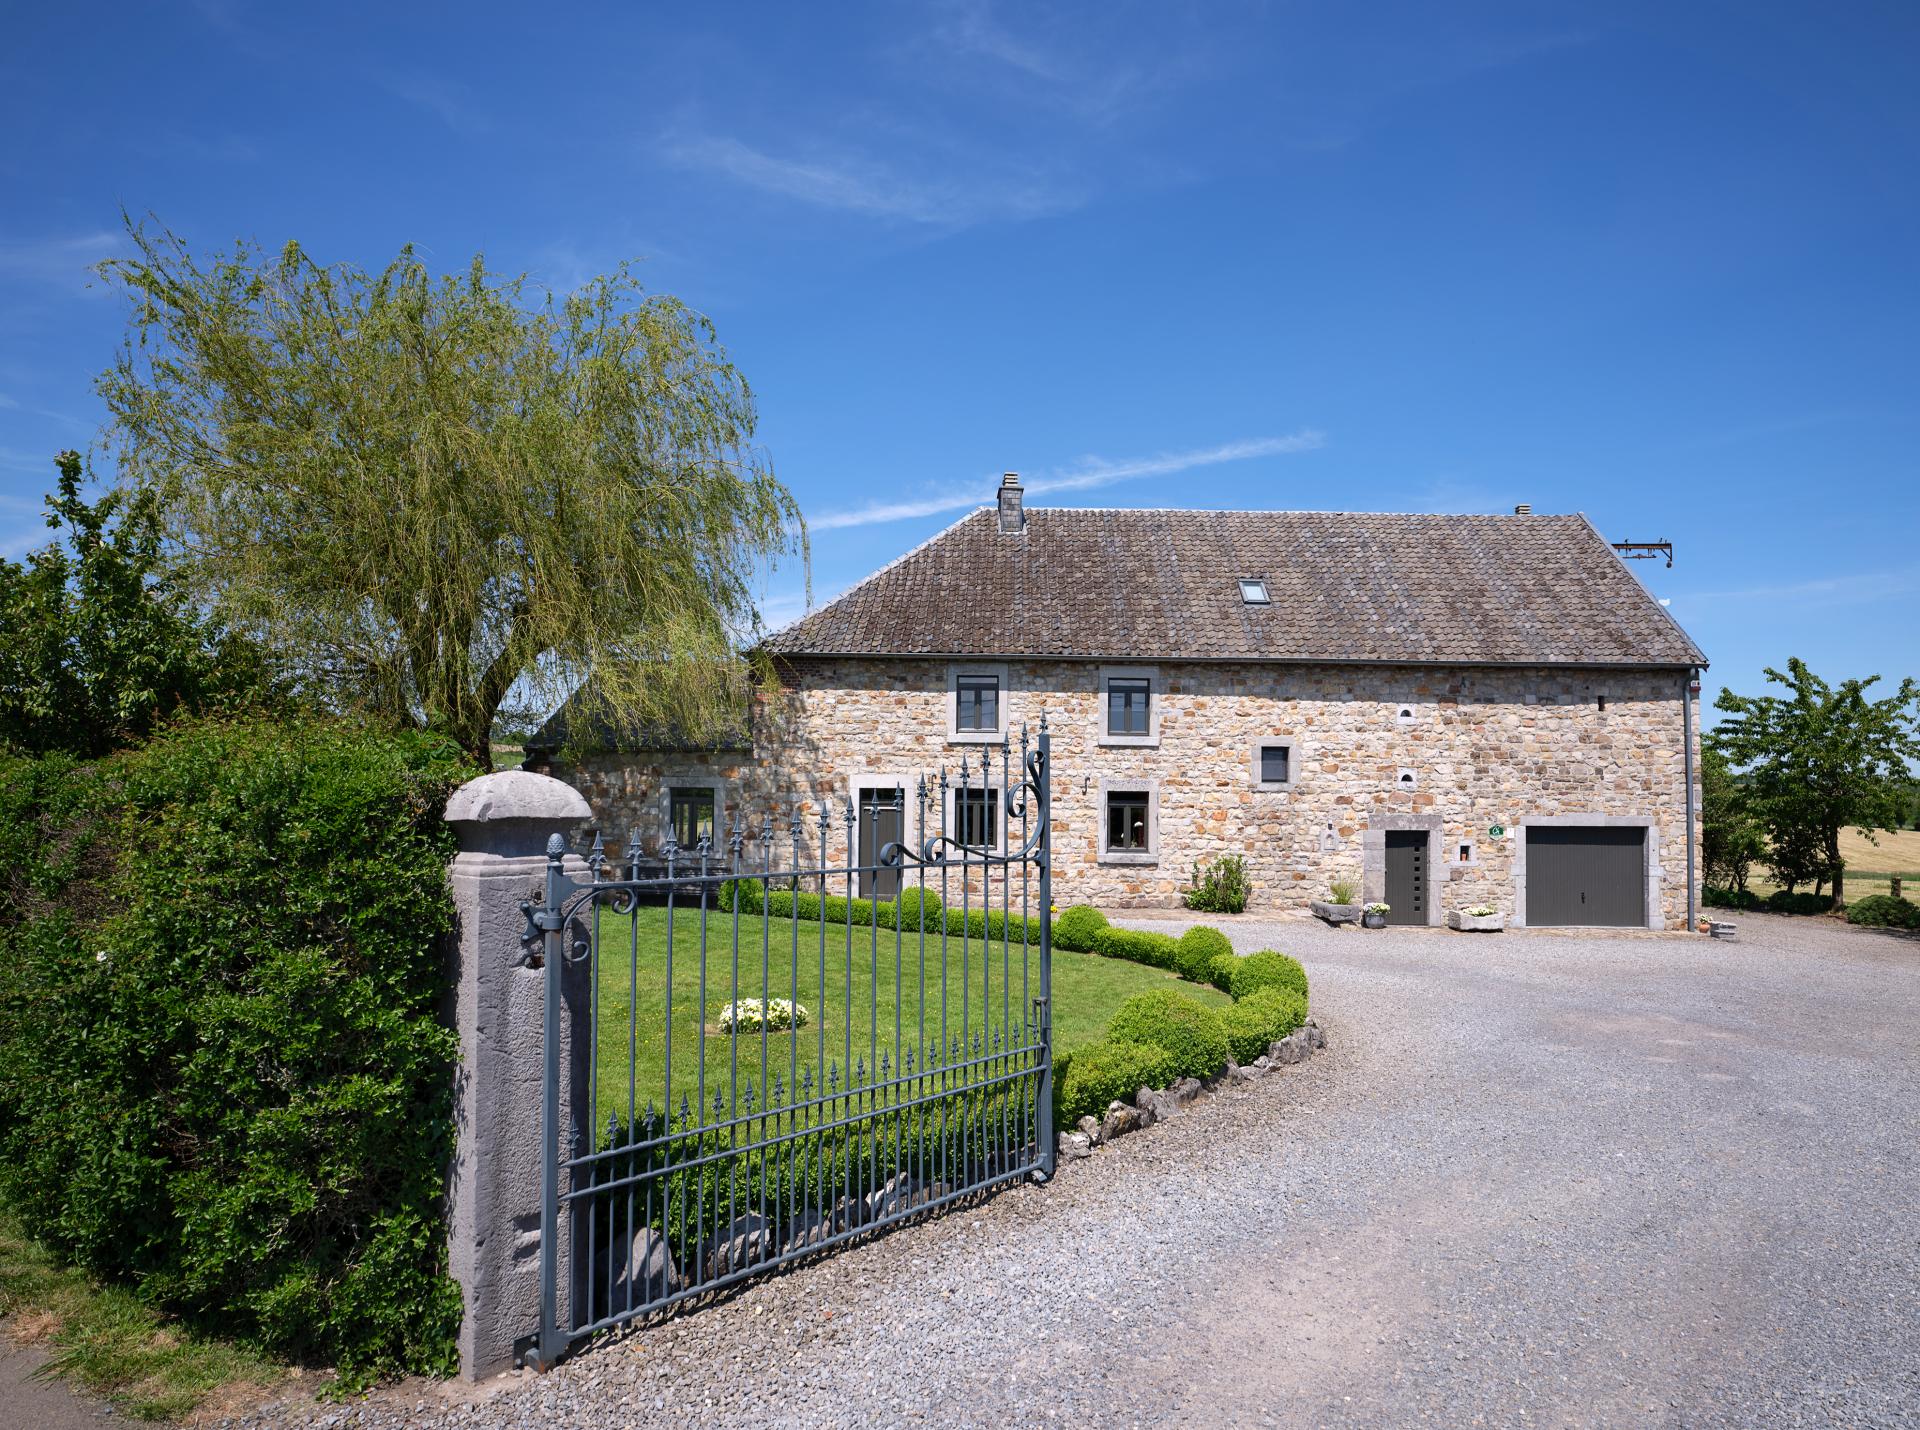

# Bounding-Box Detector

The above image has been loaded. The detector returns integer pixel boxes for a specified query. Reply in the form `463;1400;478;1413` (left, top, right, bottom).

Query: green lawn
587;906;1225;1131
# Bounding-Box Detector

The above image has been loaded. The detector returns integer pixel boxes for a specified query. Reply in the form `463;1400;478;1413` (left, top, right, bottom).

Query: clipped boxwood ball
1208;950;1241;994
1053;1039;1180;1125
1105;988;1232;1081
894;885;943;930
1053;904;1109;950
1175;925;1234;984
1219;986;1308;1063
1231;949;1308;1003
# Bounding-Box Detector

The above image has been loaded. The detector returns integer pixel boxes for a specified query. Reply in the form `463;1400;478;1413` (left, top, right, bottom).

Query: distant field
1747;825;1920;898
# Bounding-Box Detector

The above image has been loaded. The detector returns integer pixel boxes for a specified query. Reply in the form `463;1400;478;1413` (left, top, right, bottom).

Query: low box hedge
1229;950;1309;1002
1104;988;1232;1082
1174;925;1234;984
1052;1039;1181;1126
1220;987;1308;1063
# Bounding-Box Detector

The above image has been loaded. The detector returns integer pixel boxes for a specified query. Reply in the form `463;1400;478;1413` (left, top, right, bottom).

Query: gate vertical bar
537;831;566;1369
1035;720;1055;1178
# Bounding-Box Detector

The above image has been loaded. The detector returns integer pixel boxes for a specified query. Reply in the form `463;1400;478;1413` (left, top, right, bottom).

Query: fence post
444;770;591;1381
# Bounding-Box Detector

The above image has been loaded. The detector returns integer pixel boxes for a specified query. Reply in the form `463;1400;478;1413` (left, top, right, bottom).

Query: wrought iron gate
525;723;1053;1365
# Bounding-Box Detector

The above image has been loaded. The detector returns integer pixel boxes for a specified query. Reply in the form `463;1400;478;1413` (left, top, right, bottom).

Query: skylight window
1238;579;1270;605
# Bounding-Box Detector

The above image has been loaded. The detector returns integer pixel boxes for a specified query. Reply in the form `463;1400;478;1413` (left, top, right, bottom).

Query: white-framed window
946;662;1009;743
1238;578;1270;604
1097;664;1160;747
1453;839;1478;866
1249;738;1298;791
1097;779;1159;865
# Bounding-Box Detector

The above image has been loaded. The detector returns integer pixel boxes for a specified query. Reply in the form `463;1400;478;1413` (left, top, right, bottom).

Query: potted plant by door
1362;902;1390;929
1311;877;1363;925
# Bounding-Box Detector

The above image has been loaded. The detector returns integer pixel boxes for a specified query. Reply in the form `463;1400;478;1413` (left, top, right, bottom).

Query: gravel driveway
238;912;1920;1429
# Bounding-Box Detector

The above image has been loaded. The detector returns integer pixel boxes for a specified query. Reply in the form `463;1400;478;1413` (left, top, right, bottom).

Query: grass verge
0;1210;282;1422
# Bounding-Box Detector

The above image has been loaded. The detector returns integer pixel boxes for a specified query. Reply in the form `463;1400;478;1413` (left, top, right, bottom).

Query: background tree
0;450;271;758
98;223;804;766
1710;659;1920;905
1699;745;1764;893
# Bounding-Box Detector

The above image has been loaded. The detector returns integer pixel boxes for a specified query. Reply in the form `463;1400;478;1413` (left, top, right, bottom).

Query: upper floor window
955;674;999;732
1260;744;1290;784
1107;677;1150;737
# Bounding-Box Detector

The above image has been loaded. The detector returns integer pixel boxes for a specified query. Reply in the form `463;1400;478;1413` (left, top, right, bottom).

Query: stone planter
1361;910;1388;929
1447;910;1506;932
1310;900;1361;925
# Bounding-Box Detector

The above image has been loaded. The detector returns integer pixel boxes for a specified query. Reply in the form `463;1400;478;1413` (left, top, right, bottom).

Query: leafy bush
1208;951;1241;993
1702;885;1765;911
1845;894;1920;929
1052;1039;1180;1125
1105;989;1231;1081
0;718;473;1384
1766;889;1836;916
1328;878;1359;905
894;885;942;930
1219;987;1309;1063
1052;904;1108;951
1230;950;1309;1003
1182;854;1251;913
1090;925;1180;972
1174;925;1234;984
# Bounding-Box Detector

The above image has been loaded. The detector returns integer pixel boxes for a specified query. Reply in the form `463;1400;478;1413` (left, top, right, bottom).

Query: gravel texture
231;912;1920;1429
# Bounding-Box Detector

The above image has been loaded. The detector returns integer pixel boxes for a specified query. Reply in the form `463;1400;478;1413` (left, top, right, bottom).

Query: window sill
1098;851;1159;867
1097;734;1160;749
946;730;1006;745
1251;781;1298;793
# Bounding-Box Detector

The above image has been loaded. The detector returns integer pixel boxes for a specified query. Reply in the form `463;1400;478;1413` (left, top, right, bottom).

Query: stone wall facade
530;657;1702;929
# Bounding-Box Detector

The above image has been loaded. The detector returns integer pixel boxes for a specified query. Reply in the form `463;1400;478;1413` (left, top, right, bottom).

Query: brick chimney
997;472;1025;533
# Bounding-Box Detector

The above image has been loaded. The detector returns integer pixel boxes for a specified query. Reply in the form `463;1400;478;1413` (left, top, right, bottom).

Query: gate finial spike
545;832;566;860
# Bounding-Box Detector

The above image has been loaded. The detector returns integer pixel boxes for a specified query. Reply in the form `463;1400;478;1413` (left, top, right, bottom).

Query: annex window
955;675;999;732
1105;791;1150;851
669;787;716;850
1238;578;1270;605
954;787;1000;850
1251;738;1297;790
1107;677;1150;737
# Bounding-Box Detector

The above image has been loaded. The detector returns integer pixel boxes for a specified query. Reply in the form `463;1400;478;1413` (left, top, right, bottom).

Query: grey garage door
1526;826;1646;927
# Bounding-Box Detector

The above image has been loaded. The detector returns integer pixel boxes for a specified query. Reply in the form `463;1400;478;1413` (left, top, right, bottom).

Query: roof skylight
1239;578;1270;605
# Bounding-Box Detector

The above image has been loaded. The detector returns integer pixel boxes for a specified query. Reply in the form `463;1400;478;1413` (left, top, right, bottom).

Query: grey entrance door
1525;826;1645;926
857;787;904;899
1384;831;1428;925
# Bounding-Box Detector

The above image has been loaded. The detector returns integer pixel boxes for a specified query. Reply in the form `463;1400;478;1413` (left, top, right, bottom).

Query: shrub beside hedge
1845;894;1920;929
1208;951;1241;993
1053;1039;1181;1125
1767;889;1836;916
1702;885;1765;911
1105;989;1232;1082
1230;950;1309;1003
1174;925;1233;984
1053;904;1108;950
0;719;472;1384
1219;987;1309;1063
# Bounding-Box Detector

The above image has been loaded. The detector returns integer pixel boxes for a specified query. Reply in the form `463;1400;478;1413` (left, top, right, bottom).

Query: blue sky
2;0;1915;714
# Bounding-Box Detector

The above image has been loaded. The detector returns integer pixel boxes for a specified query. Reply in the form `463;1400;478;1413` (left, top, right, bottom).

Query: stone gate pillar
444;770;590;1381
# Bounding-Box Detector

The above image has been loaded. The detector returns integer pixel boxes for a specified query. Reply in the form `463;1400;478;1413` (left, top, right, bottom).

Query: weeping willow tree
96;222;805;765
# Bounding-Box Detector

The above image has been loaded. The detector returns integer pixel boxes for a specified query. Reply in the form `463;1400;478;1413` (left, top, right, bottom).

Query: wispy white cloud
811;431;1326;531
1678;566;1920;609
0;232;121;294
660;131;1083;227
372;69;492;136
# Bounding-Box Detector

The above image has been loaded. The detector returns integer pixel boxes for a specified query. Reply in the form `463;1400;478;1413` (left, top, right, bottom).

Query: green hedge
1052;1039;1181;1126
1845;894;1920;929
1174;925;1234;984
1230;950;1309;1002
1052;903;1108;950
1105;989;1231;1082
721;879;1042;945
1219;987;1309;1063
0;719;473;1384
1090;925;1181;971
1208;951;1241;993
1767;889;1836;916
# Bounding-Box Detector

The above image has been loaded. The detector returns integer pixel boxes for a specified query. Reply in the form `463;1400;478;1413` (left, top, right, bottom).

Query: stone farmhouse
529;476;1707;928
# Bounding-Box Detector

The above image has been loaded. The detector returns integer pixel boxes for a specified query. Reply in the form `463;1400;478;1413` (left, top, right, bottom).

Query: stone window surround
1450;837;1478;868
1249;737;1300;791
946;661;1011;744
1096;664;1161;747
1097;777;1159;866
1512;814;1662;931
664;780;727;853
945;779;1009;855
1361;814;1443;927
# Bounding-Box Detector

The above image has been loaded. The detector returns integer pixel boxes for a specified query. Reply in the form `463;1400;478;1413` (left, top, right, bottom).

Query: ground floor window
955;787;1000;850
1105;790;1150;851
669;786;716;850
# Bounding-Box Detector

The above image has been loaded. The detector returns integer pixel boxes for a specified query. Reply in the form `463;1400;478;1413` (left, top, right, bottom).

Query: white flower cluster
1464;904;1498;918
1364;902;1391;914
717;998;811;1035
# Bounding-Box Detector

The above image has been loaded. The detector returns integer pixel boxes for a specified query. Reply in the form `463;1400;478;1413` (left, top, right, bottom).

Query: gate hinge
519;899;563;943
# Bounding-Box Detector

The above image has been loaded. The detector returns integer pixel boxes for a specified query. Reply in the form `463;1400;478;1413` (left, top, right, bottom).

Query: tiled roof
762;508;1705;667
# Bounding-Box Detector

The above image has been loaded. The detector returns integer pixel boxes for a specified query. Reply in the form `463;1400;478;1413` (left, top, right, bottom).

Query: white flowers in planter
1464;904;1497;918
1364;902;1391;914
717;998;811;1035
